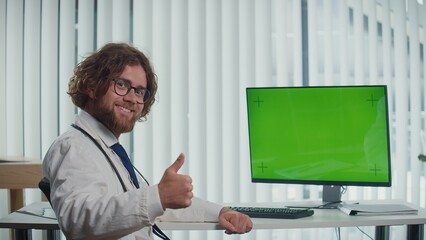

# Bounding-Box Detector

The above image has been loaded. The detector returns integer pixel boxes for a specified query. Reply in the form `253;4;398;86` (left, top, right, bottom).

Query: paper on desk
17;206;57;220
338;203;418;216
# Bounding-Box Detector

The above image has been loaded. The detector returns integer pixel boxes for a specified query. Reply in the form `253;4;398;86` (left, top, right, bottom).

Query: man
42;43;253;239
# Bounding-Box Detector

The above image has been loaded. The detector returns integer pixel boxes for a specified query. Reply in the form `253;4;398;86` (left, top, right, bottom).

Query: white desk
159;201;426;239
0;202;59;240
1;201;425;240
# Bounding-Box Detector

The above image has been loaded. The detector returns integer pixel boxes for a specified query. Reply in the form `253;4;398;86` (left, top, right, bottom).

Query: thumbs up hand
158;153;193;209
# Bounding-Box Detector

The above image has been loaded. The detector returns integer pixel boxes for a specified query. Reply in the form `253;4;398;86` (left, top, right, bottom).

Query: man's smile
118;105;133;113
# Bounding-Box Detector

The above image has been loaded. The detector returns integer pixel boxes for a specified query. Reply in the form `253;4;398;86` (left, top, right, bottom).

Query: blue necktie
111;143;169;239
111;143;140;188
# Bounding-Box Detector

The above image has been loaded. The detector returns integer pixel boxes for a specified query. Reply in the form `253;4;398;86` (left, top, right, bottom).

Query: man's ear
87;88;95;99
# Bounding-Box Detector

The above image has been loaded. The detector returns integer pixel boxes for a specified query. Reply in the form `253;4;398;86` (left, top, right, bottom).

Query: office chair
38;177;51;205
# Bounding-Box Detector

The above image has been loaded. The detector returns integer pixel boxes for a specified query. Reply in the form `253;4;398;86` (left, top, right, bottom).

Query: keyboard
230;206;314;219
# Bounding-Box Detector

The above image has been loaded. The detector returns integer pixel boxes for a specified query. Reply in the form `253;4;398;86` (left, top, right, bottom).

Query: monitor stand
285;185;343;209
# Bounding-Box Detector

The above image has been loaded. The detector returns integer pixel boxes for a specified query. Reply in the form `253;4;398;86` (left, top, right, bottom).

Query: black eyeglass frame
112;78;151;103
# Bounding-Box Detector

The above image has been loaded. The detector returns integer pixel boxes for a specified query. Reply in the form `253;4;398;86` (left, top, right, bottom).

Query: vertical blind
0;0;425;239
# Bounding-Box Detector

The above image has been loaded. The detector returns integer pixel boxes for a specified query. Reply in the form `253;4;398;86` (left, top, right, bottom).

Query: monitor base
285;200;342;209
285;185;345;209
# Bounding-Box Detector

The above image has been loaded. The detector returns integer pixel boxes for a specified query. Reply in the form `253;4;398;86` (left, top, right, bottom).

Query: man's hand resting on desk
219;207;253;234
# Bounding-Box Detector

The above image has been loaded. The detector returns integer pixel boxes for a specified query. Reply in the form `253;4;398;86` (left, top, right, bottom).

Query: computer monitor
246;85;392;208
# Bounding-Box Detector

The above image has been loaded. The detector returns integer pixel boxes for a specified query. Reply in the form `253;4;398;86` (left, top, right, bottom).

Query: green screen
246;85;391;186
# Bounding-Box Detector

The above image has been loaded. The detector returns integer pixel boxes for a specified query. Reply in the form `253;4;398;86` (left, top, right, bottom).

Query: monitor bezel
246;85;392;188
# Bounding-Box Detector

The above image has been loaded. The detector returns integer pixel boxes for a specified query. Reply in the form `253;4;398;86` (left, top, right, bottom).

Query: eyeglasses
112;78;151;104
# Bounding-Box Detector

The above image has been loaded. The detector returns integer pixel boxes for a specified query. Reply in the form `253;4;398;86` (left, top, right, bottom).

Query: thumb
167;153;185;173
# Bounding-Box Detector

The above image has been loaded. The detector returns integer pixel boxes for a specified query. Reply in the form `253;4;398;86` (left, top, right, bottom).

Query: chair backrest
39;177;51;205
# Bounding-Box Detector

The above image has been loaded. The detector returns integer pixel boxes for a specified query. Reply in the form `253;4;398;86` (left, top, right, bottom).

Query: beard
91;98;141;135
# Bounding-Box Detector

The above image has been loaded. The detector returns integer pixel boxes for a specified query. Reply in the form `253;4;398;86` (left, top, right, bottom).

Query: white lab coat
42;110;223;240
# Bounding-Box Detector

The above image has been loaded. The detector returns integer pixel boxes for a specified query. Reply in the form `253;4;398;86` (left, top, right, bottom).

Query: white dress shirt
42;110;223;240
